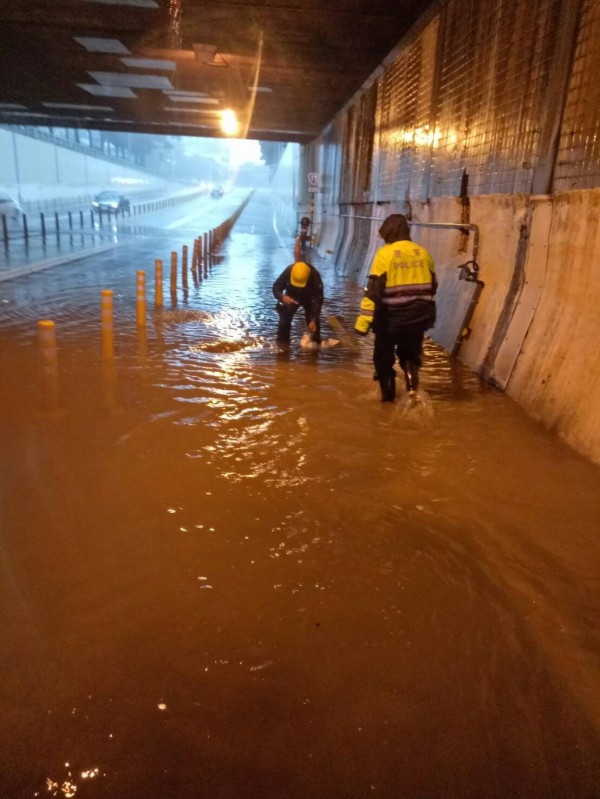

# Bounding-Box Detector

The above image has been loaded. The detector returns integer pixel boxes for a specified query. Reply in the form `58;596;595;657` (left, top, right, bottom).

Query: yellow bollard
182;244;188;288
37;319;59;410
136;270;146;327
155;258;163;308
101;289;114;359
170;251;177;292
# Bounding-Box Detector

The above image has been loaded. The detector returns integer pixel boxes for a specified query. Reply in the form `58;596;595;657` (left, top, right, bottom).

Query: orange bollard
170;251;177;291
37;319;59;409
38;319;57;361
101;289;114;359
182;244;188;288
137;321;148;362
155;258;163;308
136;270;146;327
191;238;199;272
203;232;209;270
102;357;118;413
197;237;203;279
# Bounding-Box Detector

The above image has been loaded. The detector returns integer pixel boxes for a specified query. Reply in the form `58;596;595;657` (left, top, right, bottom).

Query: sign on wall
308;172;321;192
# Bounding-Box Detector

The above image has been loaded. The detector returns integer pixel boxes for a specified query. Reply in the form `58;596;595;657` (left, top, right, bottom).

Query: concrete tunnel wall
0;127;173;201
294;0;600;464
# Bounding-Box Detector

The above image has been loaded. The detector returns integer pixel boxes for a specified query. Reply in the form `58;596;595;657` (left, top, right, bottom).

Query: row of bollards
35;192;254;412
35;234;219;404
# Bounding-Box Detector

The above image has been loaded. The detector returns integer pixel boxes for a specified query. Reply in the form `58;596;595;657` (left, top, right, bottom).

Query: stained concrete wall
503;191;600;461
303;0;600;464
324;189;600;464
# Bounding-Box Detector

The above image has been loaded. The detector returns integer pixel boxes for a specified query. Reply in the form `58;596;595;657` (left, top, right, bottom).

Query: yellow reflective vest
355;239;436;334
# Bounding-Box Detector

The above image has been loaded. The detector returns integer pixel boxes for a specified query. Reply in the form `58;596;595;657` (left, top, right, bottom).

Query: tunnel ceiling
0;0;436;144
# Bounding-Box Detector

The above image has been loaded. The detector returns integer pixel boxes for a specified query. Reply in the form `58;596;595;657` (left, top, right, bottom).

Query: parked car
211;186;224;198
0;191;23;224
92;191;130;214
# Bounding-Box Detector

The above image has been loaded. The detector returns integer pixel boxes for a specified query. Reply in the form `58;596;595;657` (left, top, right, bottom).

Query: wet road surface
1;189;600;798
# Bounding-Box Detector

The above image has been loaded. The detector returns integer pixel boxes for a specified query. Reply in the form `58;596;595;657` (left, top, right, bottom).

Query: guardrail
1;189;206;248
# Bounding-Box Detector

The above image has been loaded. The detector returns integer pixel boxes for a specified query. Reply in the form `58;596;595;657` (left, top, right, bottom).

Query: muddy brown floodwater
1;193;600;798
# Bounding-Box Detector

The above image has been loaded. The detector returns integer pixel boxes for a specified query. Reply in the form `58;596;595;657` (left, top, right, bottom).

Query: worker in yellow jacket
355;214;437;402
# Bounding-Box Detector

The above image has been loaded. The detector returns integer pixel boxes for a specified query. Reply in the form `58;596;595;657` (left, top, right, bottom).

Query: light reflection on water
1;204;600;797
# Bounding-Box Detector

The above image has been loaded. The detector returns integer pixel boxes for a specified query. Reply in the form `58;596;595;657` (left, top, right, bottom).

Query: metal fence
554;0;600;190
324;0;598;203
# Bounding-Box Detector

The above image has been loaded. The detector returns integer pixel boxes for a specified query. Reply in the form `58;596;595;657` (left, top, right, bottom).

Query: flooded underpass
1;190;600;798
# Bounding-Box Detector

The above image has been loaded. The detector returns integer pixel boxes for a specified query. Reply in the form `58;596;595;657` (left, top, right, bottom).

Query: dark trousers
276;303;321;343
373;327;425;379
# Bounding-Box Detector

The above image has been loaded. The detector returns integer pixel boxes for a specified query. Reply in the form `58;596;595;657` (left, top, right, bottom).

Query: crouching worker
273;260;324;346
354;214;437;402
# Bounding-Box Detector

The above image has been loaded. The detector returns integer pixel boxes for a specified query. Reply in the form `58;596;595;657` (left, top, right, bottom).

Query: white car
0;191;23;224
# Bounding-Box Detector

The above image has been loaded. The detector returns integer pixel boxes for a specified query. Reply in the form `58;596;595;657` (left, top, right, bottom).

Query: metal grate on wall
377;29;432;203
314;0;600;201
370;0;564;199
430;0;560;197
316;122;343;209
338;83;378;204
554;0;600;190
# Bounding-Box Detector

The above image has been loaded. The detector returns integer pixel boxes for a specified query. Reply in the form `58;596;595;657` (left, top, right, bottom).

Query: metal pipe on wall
333;213;480;262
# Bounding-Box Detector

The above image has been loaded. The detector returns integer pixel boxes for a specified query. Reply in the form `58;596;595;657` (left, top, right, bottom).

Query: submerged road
1;188;600;798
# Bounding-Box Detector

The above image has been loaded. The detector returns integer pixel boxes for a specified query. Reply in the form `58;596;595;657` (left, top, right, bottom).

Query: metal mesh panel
314;0;600;201
338;84;378;203
339;108;355;202
319;124;342;209
554;0;600;190
377;37;424;202
430;0;560;197
356;85;377;197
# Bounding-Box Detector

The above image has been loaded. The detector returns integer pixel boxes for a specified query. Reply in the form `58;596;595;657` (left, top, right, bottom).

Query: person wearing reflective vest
355;214;437;402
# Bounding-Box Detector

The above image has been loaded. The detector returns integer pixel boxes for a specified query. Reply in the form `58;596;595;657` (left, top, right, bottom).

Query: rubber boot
404;361;420;403
379;375;396;402
403;362;420;391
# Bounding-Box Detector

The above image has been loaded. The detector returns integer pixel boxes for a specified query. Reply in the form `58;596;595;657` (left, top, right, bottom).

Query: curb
0;243;119;283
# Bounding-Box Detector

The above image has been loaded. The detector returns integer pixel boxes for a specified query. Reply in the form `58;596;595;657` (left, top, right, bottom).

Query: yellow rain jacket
355;240;436;334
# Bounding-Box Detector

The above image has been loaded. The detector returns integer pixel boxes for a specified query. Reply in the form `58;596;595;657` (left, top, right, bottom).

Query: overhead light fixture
164;90;209;98
42;102;114;111
78;84;138;98
166;95;219;104
121;58;176;70
1;111;51;117
248;86;272;93
221;109;239;136
74;37;130;54
88;71;175;90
